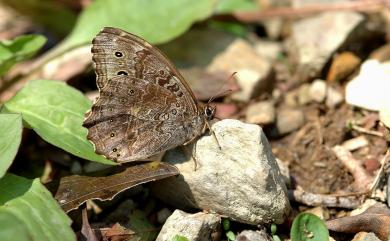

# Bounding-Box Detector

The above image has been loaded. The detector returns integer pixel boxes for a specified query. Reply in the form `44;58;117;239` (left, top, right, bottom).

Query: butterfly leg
205;120;222;150
180;144;198;171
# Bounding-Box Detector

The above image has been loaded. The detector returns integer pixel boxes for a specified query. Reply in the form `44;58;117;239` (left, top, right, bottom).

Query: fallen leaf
326;203;390;241
81;207;98;241
99;223;135;241
54;162;179;212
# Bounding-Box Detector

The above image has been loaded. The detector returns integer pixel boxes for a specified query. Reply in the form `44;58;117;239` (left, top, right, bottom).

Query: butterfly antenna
207;72;237;104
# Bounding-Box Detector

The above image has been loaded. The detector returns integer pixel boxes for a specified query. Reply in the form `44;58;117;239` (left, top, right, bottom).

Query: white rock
156;210;220;241
254;40;282;62
309;79;327;103
289;11;364;80
207;39;272;102
245;101;276;125
346;60;390;111
380;108;390;129
150;120;290;225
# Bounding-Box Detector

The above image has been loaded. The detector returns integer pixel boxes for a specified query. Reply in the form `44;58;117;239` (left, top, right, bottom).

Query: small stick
350;124;384;137
288;189;362;209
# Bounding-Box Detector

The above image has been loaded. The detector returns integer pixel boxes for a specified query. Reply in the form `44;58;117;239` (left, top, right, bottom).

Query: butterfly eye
115;51;123;57
204;106;215;120
110;133;115;137
117;71;128;76
112;148;117;152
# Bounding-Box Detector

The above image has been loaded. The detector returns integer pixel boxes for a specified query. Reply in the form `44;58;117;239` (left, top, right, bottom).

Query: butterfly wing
83;27;205;162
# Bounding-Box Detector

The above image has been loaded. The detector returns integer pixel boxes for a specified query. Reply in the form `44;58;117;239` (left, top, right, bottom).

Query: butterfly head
203;105;216;121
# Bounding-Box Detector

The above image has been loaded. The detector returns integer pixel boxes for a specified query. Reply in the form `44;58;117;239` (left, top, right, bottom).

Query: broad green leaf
172;235;189;241
3;80;114;165
0;34;46;76
60;0;215;51
215;0;259;14
291;213;329;241
0;114;22;178
0;174;76;241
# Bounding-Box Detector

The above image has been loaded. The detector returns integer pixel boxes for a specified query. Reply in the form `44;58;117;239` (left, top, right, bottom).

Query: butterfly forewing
83;27;206;163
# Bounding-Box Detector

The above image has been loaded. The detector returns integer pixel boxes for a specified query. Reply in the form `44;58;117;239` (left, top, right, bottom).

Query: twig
332;145;373;191
233;0;390;22
288;189;362;209
369;149;390;193
350;124;384;137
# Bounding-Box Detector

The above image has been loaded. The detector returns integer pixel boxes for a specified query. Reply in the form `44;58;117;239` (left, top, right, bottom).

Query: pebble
156;210;220;241
236;229;273;241
309;79;327;103
245;101;276;125
276;109;305;135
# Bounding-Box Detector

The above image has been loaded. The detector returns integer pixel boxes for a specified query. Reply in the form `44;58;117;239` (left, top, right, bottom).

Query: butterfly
83;27;216;163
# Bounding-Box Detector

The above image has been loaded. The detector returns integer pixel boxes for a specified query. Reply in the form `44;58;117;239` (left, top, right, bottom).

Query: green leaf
0;34;46;76
272;235;282;241
271;223;277;235
222;218;231;231
290;213;329;241
0;174;76;241
215;0;259;14
0;114;22;178
171;235;189;241
3;80;114;165
128;210;158;241
226;231;236;241
61;0;215;52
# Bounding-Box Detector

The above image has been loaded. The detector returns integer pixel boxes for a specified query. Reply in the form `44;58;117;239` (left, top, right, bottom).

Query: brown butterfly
83;27;215;163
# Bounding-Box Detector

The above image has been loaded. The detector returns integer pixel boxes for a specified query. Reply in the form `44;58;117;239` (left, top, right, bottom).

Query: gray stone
150;119;290;225
156;210;220;241
208;39;273;102
309;79;327;103
276;109;305;135
288;11;364;80
245;101;276;125
236;229;273;241
351;232;381;241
